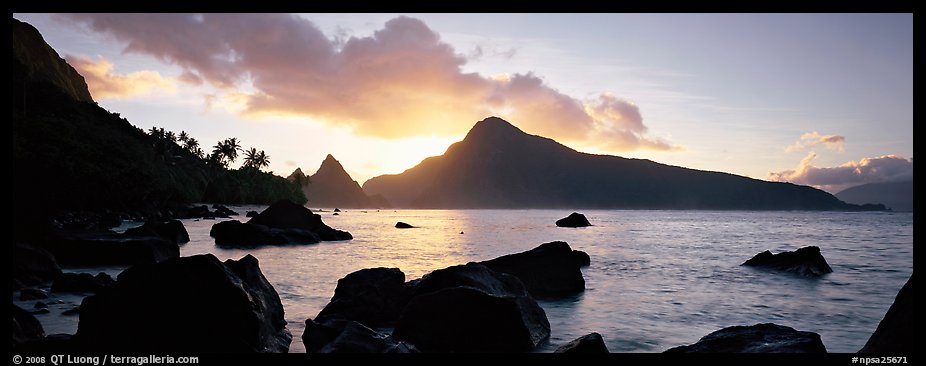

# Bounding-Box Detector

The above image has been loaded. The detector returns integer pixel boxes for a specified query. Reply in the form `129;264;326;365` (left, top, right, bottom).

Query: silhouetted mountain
13;18;304;233
836;181;913;212
363;117;874;210
290;155;391;208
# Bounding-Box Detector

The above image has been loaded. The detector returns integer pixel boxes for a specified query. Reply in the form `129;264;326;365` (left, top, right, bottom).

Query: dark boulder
334;208;341;212
479;241;585;298
859;274;913;353
554;332;609;353
393;263;550;352
34;302;48;309
75;254;291;353
19;288;49;301
316;268;409;327
124;220;189;244
246;211;259;218
395;222;414;229
573;250;591;267
13;304;45;349
303;318;418;353
248;200;352;241
43;232;178;266
180;205;228;219
209;220;289;247
51;272;115;293
556;212;591;227
13;242;62;289
742;246;833;277
664;323;827;353
212;204;239;217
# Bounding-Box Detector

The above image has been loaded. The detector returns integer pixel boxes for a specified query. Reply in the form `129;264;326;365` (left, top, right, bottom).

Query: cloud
767;152;913;192
785;131;846;152
66;55;175;99
62;13;676;151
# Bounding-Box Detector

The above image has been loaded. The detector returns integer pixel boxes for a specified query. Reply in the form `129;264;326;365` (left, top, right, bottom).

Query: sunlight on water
21;209;912;353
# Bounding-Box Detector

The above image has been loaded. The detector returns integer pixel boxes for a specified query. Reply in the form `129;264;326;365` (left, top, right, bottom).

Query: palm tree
178;131;189;143
211;138;242;167
254;150;270;170
243;147;259;169
243;148;271;171
184;137;199;152
164;131;176;143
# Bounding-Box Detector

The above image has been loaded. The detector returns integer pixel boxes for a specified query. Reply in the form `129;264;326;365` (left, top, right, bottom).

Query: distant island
836;181;913;212
364;117;882;211
288;155;390;209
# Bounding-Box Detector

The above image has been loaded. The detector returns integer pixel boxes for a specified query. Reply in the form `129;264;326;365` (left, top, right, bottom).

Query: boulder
395;222;414;229
75;254;291;353
246;211;259;218
393;263;550;352
124;220;189;244
13;304;45;349
209;220;290;247
302;318;418;353
742;246;833;277
180;205;228;219
556;212;591;227
573;250;591;267
664;323;826;353
34;302;48;309
51;272;114;293
315;268;410;327
554;332;609;353
19;288;49;301
334;208;341;212
479;241;586;298
43;232;178;266
13;242;62;289
859;274;913;353
212;204;239;217
247;200;352;241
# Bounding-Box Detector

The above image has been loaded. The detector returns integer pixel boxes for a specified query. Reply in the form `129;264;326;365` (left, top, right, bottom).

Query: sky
14;13;913;193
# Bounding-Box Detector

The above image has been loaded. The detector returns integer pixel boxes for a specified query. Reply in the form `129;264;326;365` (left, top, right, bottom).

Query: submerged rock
859;274;913;353
394;222;414;229
43;232;178;266
302;318;418;353
315;268;409;327
124;220;189;244
480;241;586;298
393;263;550;352
556;212;591;227
664;323;826;353
554;332;609;353
51;272;114;293
742;246;833;277
75;254;291;353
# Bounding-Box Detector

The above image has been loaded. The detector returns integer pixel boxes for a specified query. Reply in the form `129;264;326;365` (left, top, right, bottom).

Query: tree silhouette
211;138;242;167
178;131;189;143
243;147;271;171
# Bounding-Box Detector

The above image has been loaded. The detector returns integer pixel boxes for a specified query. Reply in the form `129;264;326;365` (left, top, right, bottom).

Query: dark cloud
768;152;913;192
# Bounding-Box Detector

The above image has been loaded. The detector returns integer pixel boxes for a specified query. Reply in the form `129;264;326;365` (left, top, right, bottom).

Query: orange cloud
66;55;175;99
767;152;912;192
64;14;677;151
785;131;846;152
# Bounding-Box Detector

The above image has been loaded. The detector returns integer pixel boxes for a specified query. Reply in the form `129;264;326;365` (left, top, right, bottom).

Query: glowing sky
14;13;912;193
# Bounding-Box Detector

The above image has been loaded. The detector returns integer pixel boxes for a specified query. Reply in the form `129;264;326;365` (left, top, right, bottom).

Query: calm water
21;209;913;353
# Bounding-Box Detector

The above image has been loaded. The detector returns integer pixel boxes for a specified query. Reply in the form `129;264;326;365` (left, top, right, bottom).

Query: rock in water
573;250;591;267
859;274;913;353
51;272;114;293
43;232;178;266
248;200;352;241
13;242;63;289
123;220;189;244
556;212;591;227
315;268;410;327
554;332;609;353
75;254;291;353
395;222;414;229
302;318;418;353
664;323;827;353
393;263;550;352
246;211;259;218
13;304;45;349
479;241;586;298
19;288;49;300
742;246;833;277
210;220;290;247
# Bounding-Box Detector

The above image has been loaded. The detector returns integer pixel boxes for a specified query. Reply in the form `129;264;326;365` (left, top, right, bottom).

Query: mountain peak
12;18;94;103
466;116;524;138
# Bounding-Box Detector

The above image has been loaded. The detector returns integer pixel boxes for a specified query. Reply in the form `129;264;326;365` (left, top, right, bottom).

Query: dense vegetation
13;38;305;229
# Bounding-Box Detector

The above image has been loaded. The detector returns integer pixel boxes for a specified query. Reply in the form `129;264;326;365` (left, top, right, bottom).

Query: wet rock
212;204;239;217
302;318;418;353
13;304;44;348
246;211;259;218
554;332;609;353
480;241;585;298
393;263;550;352
43;232;178;266
19;288;49;301
315;268;409;327
34;302;48;309
209;220;290;247
556;212;591;227
247;200;352;241
573;250;591;267
51;272;115;293
664;323;826;353
742;246;833;277
859;274;913;353
75;254;291;353
13;242;62;289
124;220;189;244
395;222;414;229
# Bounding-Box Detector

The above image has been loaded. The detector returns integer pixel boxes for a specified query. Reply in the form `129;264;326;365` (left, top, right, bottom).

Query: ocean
21;208;913;353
